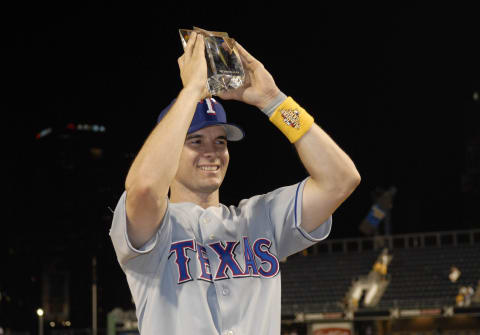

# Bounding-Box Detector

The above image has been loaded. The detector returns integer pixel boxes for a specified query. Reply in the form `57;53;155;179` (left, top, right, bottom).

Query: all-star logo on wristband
280;109;300;129
269;97;314;143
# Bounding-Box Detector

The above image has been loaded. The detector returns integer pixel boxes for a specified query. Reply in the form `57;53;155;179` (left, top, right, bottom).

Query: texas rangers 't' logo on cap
205;98;217;115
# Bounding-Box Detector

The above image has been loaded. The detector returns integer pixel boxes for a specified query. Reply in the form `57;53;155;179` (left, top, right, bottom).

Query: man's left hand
217;42;280;110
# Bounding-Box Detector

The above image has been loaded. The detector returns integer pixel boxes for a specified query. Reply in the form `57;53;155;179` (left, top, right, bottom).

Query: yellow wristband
269;97;314;143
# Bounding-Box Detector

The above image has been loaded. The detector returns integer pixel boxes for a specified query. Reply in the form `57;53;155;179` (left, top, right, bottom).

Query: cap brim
223;123;245;142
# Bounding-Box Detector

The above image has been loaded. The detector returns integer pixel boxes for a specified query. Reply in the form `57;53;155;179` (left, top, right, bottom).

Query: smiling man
110;32;361;335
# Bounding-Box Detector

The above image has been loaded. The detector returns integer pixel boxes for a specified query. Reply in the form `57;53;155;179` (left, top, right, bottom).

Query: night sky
2;1;479;331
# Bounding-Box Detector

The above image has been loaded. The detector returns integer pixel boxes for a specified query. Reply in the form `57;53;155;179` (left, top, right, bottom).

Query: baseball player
110;32;360;334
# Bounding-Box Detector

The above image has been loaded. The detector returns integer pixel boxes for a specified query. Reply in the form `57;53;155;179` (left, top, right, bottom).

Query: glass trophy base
208;74;244;95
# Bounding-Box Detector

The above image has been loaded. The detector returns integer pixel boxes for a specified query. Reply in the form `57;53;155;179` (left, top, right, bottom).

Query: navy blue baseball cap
157;98;245;141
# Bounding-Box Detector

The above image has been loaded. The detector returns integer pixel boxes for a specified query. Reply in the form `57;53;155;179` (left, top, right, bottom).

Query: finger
192;33;205;58
184;31;198;60
177;54;185;69
221;40;233;54
234;42;259;66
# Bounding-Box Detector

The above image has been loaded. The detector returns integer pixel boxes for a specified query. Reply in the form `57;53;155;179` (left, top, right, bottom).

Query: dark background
1;1;479;332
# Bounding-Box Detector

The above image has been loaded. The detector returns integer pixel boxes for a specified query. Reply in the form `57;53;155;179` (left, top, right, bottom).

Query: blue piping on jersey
294;180;318;242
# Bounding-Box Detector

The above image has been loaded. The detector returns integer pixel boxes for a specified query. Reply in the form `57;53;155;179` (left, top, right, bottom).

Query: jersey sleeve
109;191;171;270
264;178;332;259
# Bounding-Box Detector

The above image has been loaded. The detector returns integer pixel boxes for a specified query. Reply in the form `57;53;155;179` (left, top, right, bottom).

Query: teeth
199;166;218;171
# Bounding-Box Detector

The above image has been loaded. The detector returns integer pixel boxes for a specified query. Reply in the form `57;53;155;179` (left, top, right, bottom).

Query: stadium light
37;308;44;335
66;123;106;133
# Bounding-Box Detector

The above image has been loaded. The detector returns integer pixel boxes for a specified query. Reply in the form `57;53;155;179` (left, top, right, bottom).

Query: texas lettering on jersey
168;236;280;284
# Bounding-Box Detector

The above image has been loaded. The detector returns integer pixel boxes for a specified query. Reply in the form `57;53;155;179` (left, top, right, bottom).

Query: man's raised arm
294;123;360;233
124;32;207;248
218;42;361;233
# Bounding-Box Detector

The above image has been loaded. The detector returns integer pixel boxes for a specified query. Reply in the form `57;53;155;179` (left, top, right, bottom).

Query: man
110;32;360;334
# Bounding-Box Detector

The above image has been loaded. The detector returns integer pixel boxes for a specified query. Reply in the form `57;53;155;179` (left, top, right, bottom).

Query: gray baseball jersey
110;178;332;335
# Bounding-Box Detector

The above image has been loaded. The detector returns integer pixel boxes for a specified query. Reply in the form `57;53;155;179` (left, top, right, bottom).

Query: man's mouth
198;165;220;172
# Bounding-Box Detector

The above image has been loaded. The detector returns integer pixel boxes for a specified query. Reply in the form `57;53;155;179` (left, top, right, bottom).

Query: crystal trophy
179;27;245;95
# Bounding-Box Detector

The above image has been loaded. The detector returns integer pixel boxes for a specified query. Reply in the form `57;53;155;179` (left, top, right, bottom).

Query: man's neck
170;184;220;209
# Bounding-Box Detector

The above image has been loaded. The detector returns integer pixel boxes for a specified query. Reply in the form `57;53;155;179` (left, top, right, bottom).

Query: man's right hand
124;32;211;249
177;32;209;100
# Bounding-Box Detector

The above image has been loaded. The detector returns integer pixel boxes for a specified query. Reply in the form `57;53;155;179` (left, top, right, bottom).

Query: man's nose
202;141;217;157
